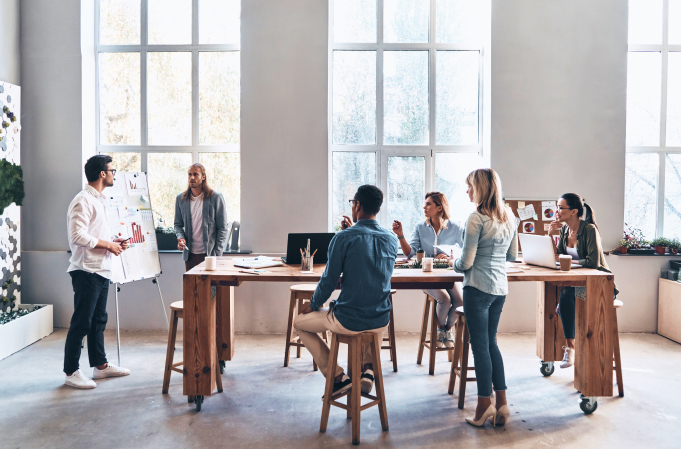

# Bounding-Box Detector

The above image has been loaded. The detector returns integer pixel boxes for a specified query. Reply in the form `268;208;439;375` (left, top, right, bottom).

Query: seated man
295;185;398;396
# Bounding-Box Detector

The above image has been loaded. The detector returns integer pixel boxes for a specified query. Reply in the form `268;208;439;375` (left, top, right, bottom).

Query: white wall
0;0;20;85
19;0;679;336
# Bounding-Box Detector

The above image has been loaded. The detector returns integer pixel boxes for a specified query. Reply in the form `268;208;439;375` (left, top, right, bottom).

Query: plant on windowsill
669;239;680;255
618;239;631;254
155;225;178;251
651;237;671;255
620;224;653;254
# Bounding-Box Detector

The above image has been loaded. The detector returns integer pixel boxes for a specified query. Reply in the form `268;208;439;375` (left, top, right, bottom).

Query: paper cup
416;251;425;262
205;256;217;271
559;255;572;272
422;257;434;272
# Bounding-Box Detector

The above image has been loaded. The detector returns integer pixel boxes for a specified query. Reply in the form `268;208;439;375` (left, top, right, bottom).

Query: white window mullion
657;152;666;238
141;0;149;148
192;50;200;148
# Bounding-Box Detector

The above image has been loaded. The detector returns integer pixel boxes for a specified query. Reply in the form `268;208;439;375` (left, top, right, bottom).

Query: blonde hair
466;168;511;223
182;163;215;199
424;191;450;230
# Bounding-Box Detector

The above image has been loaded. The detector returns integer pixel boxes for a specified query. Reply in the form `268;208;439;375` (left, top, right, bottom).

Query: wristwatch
397;235;405;240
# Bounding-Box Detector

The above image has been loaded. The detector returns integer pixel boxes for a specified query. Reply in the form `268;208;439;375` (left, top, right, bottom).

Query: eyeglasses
348;199;359;205
105;169;117;176
557;206;571;210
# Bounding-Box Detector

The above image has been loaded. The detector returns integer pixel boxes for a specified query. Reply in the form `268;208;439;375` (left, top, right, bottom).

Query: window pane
436;51;479;145
148;153;193;228
670;0;681;45
99;0;140;45
200;52;240;144
332;152;376;231
435;152;484;225
384;0;429;43
103;152;141;172
384;51;429;145
388;156;425;236
334;0;377;43
99;53;140;145
626;52;661;146
148;52;192;145
665;154;681;239
666;53;681;146
200;0;240;44
333;51;377;144
628;0;663;45
436;0;483;43
624;153;658;240
148;0;192;44
200;153;241;222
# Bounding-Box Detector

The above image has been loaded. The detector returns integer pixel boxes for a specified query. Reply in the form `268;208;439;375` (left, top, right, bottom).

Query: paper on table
542;201;557;221
505;262;524;273
517;204;535;221
233;256;283;269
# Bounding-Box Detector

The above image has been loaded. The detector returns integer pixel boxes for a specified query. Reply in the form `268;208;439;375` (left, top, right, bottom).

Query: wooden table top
185;258;613;286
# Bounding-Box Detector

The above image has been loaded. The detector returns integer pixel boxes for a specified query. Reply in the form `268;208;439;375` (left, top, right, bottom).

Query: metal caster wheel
219;360;225;374
579;395;597;414
195;395;204;411
540;361;554;377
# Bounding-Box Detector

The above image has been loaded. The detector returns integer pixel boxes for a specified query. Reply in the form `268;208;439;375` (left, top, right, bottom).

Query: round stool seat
170;301;183;311
290;284;318;292
614;299;623;308
455;306;464;314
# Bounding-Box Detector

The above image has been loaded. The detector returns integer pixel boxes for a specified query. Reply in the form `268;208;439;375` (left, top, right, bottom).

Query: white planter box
0;304;54;361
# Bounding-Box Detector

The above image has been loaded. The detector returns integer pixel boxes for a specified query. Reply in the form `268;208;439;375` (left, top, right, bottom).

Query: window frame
627;0;681;238
94;0;240;171
327;0;489;229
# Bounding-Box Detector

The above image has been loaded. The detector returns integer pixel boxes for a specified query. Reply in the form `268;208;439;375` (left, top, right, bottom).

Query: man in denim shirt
295;185;398;396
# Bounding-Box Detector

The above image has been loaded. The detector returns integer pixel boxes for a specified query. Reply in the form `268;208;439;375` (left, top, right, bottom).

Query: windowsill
610;252;681;257
158;249;252;254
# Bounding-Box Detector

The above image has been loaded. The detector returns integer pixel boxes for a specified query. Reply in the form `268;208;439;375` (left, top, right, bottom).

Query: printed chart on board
102;172;162;284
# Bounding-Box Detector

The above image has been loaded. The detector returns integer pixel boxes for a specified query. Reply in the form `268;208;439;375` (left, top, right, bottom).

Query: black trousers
63;270;110;374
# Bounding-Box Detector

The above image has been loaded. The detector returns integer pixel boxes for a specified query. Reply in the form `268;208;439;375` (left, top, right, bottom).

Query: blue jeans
558;287;576;339
463;286;507;398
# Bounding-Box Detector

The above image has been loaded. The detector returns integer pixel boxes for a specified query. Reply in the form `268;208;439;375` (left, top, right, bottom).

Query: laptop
282;233;336;265
519;234;582;270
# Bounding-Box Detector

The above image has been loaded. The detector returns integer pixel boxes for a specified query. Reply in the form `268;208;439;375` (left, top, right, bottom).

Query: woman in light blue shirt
392;192;464;348
450;168;517;428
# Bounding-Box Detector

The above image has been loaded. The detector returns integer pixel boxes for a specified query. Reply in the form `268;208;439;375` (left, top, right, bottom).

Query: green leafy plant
668;238;681;250
618;238;632;249
0;305;44;325
651;237;671;248
155;226;176;234
0;159;24;215
623;224;650;249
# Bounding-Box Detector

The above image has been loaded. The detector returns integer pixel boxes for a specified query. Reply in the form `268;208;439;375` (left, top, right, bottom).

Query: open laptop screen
283;233;336;265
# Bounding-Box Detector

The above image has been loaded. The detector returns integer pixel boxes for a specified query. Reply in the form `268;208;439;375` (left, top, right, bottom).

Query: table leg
216;285;235;361
536;282;567;363
574;275;614;397
183;274;217;397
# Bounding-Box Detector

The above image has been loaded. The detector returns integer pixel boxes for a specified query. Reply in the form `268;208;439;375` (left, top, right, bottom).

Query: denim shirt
453;211;518;295
310;219;398;332
407;219;465;258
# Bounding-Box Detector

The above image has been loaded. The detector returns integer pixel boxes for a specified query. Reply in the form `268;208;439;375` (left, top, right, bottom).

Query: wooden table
183;259;616;413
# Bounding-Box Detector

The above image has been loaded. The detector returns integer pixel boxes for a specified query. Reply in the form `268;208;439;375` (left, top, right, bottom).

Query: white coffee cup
205;256;217;271
422;257;434;272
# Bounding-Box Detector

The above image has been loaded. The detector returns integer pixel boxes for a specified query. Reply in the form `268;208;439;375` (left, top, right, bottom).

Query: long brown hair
181;163;214;199
424;191;451;230
466;168;511;223
560;193;598;230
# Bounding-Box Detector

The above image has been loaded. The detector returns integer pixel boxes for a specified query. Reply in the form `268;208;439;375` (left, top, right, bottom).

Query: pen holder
301;256;314;271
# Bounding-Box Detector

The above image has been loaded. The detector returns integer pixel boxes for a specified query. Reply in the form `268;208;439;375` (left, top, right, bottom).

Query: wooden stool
162;301;223;396
320;332;388;445
417;293;454;375
284;284;328;371
381;290;398;372
613;299;624;397
447;306;475;409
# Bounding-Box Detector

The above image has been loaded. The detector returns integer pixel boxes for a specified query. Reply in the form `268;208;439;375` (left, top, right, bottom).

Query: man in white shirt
64;155;131;389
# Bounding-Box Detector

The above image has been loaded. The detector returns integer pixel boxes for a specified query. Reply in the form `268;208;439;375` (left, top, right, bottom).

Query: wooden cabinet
658;279;681;344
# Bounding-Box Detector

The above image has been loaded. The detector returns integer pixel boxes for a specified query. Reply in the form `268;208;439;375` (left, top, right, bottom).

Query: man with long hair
173;163;229;271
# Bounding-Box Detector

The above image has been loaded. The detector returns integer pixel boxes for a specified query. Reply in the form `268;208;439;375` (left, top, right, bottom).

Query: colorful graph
544;208;554;219
524;222;535;233
130;222;145;244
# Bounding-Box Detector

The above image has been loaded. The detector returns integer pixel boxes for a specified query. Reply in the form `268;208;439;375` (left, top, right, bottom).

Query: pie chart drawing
544;208;554;219
524;222;535;233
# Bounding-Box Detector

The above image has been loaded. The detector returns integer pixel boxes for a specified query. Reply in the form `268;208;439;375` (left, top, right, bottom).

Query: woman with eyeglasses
392;192;464;348
449;169;517;428
548;193;618;369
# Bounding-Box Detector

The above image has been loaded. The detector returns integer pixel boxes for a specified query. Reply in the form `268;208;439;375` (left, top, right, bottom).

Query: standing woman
450;169;517;427
548;193;618;369
392;192;464;347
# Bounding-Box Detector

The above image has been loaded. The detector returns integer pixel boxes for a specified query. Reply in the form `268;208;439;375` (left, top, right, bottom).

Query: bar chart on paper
129;222;145;244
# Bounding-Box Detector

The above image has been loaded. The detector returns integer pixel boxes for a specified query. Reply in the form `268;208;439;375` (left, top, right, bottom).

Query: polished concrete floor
1;330;680;448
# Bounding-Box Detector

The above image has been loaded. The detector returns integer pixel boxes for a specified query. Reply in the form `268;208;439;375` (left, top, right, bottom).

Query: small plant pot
619;246;628;254
671;248;679;255
655;246;667;255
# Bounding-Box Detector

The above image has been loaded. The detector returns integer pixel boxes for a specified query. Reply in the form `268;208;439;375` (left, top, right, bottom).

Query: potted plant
618;238;631;254
669;238;680;255
651;237;670;255
155;226;178;250
623;225;654;255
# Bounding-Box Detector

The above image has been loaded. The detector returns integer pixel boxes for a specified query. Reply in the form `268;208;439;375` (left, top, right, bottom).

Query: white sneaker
560;346;575;368
93;363;131;379
444;329;456;349
65;369;97;389
436;329;447;348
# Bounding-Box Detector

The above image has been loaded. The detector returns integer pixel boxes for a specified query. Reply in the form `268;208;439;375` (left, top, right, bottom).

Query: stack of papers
505;262;525;273
233;256;283;269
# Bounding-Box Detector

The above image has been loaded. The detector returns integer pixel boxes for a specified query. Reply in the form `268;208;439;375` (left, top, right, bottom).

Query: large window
625;0;681;239
96;0;240;227
329;0;489;232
